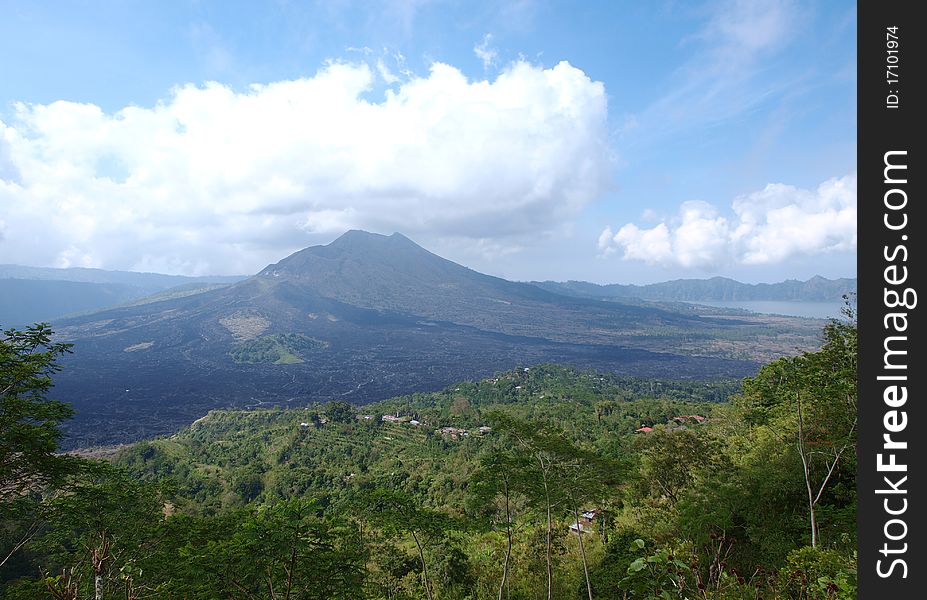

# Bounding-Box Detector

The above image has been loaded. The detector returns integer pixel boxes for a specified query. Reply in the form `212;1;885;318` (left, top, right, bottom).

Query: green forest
1;315;857;599
229;333;329;365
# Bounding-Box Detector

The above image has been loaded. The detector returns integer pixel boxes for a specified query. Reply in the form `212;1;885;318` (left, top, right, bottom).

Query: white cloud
596;226;615;256
0;59;609;275
698;0;797;56
599;173;856;270
376;58;400;84
474;34;498;70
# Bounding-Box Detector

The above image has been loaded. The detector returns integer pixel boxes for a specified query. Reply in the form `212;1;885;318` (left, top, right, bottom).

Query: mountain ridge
0;265;246;326
533;275;856;303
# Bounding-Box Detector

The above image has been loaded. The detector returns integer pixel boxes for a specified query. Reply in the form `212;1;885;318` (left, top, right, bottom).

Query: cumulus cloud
0;59;609;274
598;173;856;269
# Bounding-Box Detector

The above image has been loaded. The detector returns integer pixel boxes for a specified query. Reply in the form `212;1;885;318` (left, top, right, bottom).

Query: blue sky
0;0;856;284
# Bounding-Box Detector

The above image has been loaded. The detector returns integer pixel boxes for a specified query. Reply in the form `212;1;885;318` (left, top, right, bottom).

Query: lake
683;300;847;319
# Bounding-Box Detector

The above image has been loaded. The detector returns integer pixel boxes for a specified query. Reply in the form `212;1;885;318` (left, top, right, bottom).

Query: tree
593;400;615;426
488;412;623;600
37;464;164;600
486;413;562;600
633;428;723;506
793;312;857;548
119;498;367;600
560;446;619;600
469;444;530;600
325;401;356;424
737;309;857;548
221;498;366;599
449;396;471;417
1;324;80;571
1;324;77;502
355;488;453;600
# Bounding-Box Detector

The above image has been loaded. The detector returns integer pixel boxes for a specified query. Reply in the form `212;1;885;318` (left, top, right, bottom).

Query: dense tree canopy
1;319;858;599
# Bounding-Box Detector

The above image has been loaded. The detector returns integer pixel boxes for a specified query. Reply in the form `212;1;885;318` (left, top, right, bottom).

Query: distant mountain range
39;231;827;447
532;276;856;303
0;264;245;326
2;260;853;329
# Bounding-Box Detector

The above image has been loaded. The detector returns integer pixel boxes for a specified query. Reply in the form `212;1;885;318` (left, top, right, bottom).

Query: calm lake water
683;300;846;319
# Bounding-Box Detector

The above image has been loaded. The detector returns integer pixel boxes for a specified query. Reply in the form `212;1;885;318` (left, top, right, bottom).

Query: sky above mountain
0;0;856;284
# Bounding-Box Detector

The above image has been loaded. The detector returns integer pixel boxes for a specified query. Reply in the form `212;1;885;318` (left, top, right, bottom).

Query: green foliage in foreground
1;324;79;503
1;316;858;599
229;333;328;364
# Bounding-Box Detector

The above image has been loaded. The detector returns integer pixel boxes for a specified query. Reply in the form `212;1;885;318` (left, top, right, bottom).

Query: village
297;409;494;441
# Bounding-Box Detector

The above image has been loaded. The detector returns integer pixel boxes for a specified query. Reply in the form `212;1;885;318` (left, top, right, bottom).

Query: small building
635;426;654;433
477;426;492;435
569;521;592;534
437;426;469;440
409;419;421;426
580;509;600;524
382;414;411;424
569;508;600;534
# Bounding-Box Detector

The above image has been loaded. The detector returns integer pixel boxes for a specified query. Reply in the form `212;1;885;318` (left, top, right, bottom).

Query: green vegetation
229;333;328;365
1;324;78;501
1;324;82;585
1;314;858;599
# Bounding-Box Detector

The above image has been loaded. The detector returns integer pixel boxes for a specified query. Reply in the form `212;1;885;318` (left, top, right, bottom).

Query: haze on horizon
0;1;856;285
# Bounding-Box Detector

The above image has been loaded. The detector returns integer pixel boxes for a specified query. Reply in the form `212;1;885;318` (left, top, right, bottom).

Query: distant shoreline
678;299;846;319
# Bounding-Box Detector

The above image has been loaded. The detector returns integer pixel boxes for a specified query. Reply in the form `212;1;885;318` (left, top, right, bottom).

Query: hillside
48;231;823;447
0;264;245;288
0;279;144;327
117;364;740;511
0;265;244;325
2;321;859;600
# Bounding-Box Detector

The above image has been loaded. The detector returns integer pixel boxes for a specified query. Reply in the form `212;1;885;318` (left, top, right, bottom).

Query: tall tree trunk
498;476;513;600
796;391;818;547
284;546;297;599
285;519;301;600
90;532;111;600
541;464;553;600
572;496;594;600
410;530;433;600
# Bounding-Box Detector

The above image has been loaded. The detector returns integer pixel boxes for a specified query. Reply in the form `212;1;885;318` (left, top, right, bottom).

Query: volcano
52;230;772;446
